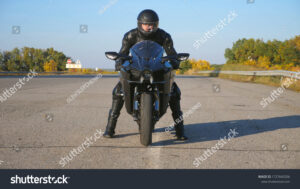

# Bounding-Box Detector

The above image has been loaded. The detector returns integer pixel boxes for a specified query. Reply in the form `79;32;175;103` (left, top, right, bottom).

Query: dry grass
182;64;300;92
218;74;300;92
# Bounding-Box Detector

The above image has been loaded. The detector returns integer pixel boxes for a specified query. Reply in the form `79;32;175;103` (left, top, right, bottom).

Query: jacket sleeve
163;33;177;56
163;32;181;69
119;32;132;56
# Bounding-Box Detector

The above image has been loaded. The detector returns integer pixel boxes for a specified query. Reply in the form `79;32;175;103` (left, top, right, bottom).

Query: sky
0;0;299;69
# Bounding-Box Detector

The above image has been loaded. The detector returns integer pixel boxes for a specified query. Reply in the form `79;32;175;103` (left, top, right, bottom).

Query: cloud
98;0;118;15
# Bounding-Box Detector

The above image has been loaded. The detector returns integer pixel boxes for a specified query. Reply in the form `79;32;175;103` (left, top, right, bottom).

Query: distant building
66;59;82;69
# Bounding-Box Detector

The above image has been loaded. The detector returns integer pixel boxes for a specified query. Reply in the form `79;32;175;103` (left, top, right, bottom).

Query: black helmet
137;9;159;37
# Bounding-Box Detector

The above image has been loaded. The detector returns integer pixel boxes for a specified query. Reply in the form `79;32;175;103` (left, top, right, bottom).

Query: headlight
141;71;153;83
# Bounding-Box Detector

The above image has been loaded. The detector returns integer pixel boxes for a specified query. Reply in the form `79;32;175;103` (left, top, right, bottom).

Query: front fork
132;85;160;123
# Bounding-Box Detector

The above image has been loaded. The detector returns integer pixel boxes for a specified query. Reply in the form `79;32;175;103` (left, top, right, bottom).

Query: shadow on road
114;132;139;138
151;115;300;146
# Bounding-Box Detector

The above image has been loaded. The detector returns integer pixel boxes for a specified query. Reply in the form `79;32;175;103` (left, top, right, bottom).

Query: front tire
140;93;153;146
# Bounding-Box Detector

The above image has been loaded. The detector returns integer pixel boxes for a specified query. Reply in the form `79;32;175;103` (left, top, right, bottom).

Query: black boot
103;110;117;138
169;82;188;140
172;111;188;140
104;83;124;138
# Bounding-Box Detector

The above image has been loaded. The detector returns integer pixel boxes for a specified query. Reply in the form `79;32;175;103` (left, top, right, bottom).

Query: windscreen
129;40;165;71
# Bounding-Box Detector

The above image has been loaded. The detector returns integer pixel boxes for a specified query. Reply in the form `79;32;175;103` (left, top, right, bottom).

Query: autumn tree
190;59;212;71
0;52;3;71
43;59;58;72
0;47;69;72
224;35;300;70
178;60;192;74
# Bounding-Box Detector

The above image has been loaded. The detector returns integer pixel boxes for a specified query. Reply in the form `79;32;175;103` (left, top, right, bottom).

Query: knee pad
170;82;181;101
112;82;124;100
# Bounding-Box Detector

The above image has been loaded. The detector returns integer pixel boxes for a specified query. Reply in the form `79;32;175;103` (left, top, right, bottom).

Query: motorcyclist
103;9;188;140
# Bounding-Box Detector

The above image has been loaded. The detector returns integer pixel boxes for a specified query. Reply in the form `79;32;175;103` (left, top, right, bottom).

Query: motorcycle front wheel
140;93;153;146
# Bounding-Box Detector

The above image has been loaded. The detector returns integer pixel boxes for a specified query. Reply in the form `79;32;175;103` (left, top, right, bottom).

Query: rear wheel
140;93;153;146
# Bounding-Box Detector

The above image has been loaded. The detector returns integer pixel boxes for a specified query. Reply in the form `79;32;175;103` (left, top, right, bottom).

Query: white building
66;59;82;69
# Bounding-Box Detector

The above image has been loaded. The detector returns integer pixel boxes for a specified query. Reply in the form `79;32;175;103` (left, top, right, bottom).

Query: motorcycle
105;40;189;146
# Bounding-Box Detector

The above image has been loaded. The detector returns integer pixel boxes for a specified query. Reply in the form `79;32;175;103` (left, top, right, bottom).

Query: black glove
170;59;180;69
115;58;123;71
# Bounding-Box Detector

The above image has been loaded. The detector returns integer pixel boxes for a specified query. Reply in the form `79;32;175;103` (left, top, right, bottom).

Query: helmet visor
138;21;158;34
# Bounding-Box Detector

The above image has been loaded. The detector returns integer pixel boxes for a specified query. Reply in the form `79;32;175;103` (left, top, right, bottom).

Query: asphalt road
0;75;299;169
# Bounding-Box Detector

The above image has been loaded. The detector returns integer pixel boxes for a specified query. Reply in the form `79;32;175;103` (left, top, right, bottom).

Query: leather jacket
119;28;177;56
115;28;180;70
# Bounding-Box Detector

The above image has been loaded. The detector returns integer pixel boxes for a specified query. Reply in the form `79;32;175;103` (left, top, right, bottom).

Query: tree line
0;47;69;72
224;35;300;70
2;35;299;73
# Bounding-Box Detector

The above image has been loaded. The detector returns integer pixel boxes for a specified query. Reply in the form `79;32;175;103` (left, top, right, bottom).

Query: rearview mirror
161;53;190;63
105;52;119;60
105;52;132;61
176;53;189;61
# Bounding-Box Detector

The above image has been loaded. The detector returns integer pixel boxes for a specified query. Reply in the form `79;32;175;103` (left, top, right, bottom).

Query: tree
0;52;3;71
179;60;192;74
257;56;271;69
0;47;69;72
190;59;212;71
224;48;235;64
224;35;300;70
43;59;58;72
